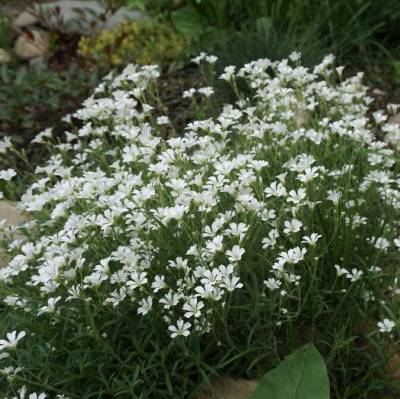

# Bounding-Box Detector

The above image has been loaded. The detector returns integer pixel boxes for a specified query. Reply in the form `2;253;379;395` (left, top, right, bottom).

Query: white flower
0;136;12;153
372;111;387;124
369;266;381;273
183;88;196;98
265;182;287;198
194;283;216;299
249;160;269;171
377;318;395;333
0;168;16;181
226;222;248;241
289;51;301;62
334;265;348;277
191;52;217;65
151;275;166;293
201;268;222;286
32;128;53;144
157;116;170;125
297;167;320;183
66;286;83;301
222;276;243;292
0;331;26;351
206;235;224;254
288;247;307;264
220;66;236;81
262;230;279;249
168;257;188;270
283;219;303;235
374;237;390;251
126;272;148;290
168;319;191;338
226;245;245;263
302;233;322;246
160;292;180;310
15;386;47;399
137;296;153;315
0;365;22;377
287;189;307;204
205;55;218;64
183;297;204;318
37;296;61;316
345;268;363;282
336;66;345;77
198;87;214;97
327;190;341;205
103;288;127;307
274;247;307;270
264;278;281;290
187;245;199;257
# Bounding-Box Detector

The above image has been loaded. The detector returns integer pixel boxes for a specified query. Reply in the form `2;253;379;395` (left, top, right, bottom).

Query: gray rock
36;1;145;35
197;377;257;399
390;112;400;125
14;29;49;60
13;8;39;28
0;48;11;64
0;201;25;227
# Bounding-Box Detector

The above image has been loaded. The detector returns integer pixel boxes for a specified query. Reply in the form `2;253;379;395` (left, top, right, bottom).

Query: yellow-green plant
78;19;186;68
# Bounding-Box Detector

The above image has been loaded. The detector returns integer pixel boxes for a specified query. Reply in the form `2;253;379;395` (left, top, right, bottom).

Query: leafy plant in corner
250;344;330;399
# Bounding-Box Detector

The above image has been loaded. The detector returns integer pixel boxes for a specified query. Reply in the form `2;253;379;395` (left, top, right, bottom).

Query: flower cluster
1;54;400;397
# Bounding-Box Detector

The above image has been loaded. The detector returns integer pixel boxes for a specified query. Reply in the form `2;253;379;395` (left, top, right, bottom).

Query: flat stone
0;201;26;268
197;377;257;399
390;112;400;125
0;201;25;227
35;1;145;35
0;48;11;64
13;8;39;28
14;28;49;60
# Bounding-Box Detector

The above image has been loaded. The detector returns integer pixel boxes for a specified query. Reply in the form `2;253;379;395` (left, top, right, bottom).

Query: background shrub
77;19;187;69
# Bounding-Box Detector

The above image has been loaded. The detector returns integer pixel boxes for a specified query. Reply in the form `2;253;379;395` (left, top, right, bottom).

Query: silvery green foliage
1;53;400;397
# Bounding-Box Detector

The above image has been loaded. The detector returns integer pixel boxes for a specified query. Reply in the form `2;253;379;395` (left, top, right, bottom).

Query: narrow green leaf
250;344;330;399
393;60;400;84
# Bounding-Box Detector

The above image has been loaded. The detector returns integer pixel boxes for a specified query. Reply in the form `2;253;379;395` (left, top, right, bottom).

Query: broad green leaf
250;344;330;399
171;7;206;39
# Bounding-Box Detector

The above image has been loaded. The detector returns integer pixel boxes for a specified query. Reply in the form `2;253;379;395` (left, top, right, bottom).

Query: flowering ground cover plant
1;53;400;398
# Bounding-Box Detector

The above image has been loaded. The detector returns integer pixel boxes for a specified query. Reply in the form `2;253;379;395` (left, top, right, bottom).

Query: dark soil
158;64;203;136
